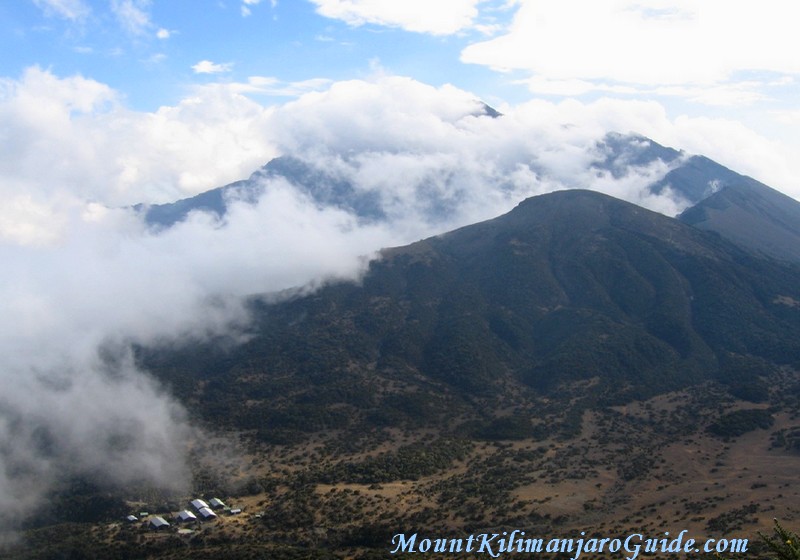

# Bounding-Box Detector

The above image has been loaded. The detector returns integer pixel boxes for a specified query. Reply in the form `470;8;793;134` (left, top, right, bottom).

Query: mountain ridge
141;188;800;443
136;133;800;269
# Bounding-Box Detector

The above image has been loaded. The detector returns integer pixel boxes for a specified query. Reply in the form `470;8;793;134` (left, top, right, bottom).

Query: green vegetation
761;520;800;560
770;426;800;452
311;439;473;484
707;409;774;438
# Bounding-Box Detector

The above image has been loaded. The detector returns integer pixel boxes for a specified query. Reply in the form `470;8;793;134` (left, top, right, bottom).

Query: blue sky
4;1;799;116
1;1;519;110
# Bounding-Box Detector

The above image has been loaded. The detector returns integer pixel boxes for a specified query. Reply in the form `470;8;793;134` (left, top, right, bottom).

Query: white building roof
197;507;217;519
190;499;209;511
209;498;226;509
176;510;197;521
149;516;170;528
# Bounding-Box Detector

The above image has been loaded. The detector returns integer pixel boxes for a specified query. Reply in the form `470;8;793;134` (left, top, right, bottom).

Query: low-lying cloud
0;181;394;532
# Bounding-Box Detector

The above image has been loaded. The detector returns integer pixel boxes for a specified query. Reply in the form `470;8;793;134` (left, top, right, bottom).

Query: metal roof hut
209;498;226;509
190;499;209;511
197;507;218;520
148;516;170;530
176;510;197;523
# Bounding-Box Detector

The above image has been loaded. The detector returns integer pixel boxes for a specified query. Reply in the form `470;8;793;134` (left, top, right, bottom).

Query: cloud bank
0;66;277;244
1;68;797;529
0;182;393;532
461;0;800;104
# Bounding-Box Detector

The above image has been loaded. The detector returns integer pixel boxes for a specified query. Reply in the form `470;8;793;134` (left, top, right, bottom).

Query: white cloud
269;75;800;203
0;195;68;246
266;76;704;225
522;76;638;96
213;76;334;97
654;83;766;107
32;0;90;21
309;0;485;35
192;59;234;74
772;109;800;125
522;77;768;108
516;95;800;199
271;76;488;152
652;113;800;196
0;179;391;529
241;0;274;16
110;0;154;36
462;0;800;95
156;27;171;39
0;67;277;224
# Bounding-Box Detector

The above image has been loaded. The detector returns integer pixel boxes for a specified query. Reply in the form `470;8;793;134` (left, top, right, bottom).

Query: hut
197;507;218;520
148;516;170;530
190;499;209;511
176;510;197;523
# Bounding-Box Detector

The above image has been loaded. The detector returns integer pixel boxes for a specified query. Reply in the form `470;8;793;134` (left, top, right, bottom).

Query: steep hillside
680;180;800;263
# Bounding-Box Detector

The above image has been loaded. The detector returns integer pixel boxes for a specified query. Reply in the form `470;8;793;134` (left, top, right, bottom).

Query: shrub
760;519;800;560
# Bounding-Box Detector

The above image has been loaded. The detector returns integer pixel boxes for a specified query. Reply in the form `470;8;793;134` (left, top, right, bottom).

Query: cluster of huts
126;497;242;530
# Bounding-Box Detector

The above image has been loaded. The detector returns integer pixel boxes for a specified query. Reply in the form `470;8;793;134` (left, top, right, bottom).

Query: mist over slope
0;190;394;532
140;131;702;231
142;190;800;445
